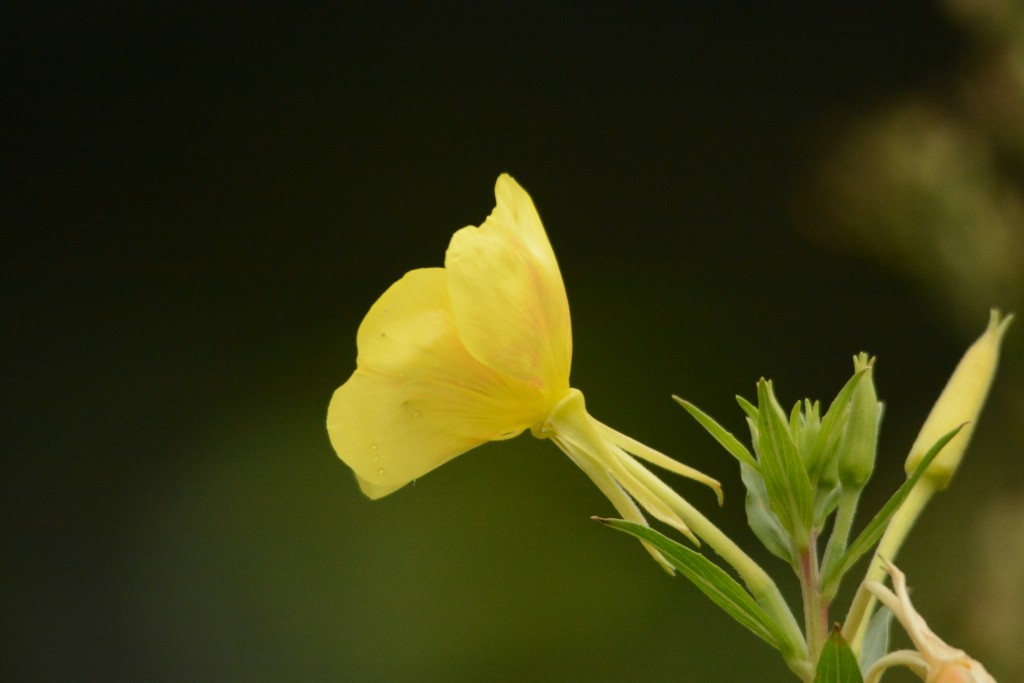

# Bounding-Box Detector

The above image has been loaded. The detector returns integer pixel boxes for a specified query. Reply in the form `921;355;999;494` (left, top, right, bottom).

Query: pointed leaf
813;482;842;529
756;379;814;547
741;461;795;564
795;399;822;467
599;518;784;650
789;400;803;441
675;397;758;471
859;605;893;677
806;370;866;485
736;394;758;421
819;425;965;595
814;628;864;683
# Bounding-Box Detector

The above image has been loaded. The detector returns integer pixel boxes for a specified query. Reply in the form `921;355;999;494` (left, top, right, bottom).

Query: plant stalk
842;482;931;652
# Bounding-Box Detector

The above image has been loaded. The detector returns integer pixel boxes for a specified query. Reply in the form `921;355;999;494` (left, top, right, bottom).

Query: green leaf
795;399;822;468
674;397;758;471
756;379;814;547
859;605;893;677
812;482;842;529
599;518;784;650
806;370;866;486
741;461;794;564
819;425;965;596
736;394;758;421
814;628;864;683
789;400;803;440
745;416;762;460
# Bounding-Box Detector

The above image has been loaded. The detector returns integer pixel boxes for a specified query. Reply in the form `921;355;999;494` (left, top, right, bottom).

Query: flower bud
904;310;1013;490
838;354;881;491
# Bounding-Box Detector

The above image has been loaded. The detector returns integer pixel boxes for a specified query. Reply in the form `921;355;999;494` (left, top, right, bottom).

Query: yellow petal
445;174;572;398
354;474;405;500
329;372;488;497
328;267;546;496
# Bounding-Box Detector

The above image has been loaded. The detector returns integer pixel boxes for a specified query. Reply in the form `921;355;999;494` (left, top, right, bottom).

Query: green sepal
674;396;758;471
814;627;864;683
598;518;785;651
819;425;965;597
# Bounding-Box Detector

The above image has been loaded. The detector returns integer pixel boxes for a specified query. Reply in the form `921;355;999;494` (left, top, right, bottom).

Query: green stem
842;481;932;652
624;457;811;680
544;391;811;680
798;533;828;667
819;488;859;600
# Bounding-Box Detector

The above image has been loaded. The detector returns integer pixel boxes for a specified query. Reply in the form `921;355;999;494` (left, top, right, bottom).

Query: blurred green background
5;2;1023;681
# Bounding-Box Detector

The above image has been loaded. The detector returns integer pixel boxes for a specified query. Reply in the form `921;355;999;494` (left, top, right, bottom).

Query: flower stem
543;391;811;680
624;458;811;680
798;532;828;666
819;488;859;600
842;481;932;652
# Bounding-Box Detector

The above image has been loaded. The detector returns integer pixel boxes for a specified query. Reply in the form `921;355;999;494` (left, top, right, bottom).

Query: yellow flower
863;560;996;683
327;174;720;566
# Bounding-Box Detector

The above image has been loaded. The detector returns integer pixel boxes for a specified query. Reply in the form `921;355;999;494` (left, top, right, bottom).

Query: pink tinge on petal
444;174;572;399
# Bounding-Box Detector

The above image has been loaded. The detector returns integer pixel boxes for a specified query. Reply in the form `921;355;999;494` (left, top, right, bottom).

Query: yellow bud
904;310;1013;490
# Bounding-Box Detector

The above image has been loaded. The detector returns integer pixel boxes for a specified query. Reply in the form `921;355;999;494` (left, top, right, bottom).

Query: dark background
5;3;1022;681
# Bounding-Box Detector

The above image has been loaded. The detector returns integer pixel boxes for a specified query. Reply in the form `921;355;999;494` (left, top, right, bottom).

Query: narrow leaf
795;399;822;468
819;425;965;594
789;400;803;440
814;628;864;683
674;397;758;471
756;379;814;546
741;461;795;564
859;605;893;677
736;394;758;421
807;370;866;485
599;518;784;650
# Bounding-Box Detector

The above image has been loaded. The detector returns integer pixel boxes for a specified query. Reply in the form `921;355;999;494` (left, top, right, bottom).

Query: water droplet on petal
413;410;421;418
370;443;378;451
377;468;385;476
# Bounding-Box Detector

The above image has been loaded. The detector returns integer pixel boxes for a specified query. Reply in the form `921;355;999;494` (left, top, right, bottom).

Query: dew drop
377;468;385;476
413;410;421;418
370;443;378;451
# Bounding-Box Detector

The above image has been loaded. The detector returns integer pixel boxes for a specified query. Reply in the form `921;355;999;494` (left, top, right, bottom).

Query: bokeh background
6;2;1023;681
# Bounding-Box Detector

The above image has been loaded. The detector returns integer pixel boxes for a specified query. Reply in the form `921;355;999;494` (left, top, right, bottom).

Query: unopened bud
905;310;1013;490
839;354;881;491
